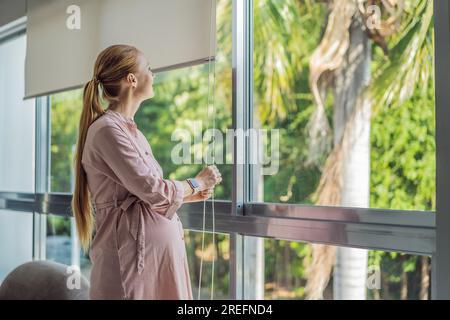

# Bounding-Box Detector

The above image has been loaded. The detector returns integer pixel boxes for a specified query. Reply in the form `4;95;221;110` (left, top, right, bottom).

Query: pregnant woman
71;44;222;300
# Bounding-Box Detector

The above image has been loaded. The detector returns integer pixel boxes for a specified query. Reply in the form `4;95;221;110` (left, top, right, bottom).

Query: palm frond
369;0;433;113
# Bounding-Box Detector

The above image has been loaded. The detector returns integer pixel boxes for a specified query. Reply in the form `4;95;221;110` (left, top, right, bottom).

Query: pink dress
81;108;193;300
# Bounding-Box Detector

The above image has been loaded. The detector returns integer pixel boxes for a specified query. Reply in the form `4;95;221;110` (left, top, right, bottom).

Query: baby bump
115;207;187;297
142;210;186;255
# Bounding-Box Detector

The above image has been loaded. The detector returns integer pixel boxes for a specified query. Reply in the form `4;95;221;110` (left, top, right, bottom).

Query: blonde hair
72;44;140;253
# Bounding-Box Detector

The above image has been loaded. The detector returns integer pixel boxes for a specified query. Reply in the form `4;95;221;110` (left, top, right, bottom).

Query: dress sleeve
92;124;184;220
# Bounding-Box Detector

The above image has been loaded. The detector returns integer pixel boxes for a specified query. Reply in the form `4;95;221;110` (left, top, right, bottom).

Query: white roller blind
25;0;216;99
0;0;26;28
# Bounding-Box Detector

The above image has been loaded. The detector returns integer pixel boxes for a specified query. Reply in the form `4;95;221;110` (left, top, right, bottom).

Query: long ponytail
72;79;104;253
71;44;140;253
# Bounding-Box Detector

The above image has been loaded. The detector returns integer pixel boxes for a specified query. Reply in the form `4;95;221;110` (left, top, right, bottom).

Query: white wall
0;33;35;282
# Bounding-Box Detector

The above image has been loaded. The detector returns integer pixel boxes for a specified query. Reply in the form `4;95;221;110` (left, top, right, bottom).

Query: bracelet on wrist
186;178;200;195
186;179;195;195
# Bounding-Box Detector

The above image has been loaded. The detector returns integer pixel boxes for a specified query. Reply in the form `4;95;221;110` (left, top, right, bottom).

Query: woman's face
133;51;155;100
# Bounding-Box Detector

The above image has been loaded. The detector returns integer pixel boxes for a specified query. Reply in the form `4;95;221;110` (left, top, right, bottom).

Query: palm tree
304;0;433;299
304;0;373;299
253;0;433;299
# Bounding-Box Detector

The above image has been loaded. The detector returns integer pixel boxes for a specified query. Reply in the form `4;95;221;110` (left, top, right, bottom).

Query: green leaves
371;83;435;211
370;0;433;113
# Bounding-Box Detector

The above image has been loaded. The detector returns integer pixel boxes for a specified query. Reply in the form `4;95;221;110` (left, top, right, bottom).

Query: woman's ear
127;73;138;89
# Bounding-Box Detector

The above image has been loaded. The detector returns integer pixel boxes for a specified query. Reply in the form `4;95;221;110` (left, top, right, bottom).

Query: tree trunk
243;113;265;299
400;255;408;300
420;256;430;300
332;13;371;300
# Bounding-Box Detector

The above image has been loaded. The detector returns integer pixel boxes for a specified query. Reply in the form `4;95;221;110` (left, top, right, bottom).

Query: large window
2;0;449;300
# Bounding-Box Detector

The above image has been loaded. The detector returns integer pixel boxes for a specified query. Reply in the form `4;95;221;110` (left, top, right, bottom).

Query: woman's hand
183;188;214;203
183;165;221;203
196;165;222;191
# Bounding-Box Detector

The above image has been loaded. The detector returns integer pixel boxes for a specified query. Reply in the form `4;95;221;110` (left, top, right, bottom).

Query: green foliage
370;83;435;211
47;215;71;237
50;89;83;193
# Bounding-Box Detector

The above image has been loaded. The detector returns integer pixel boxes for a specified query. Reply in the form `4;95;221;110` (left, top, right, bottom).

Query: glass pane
0;210;33;282
45;214;91;279
50;90;83;193
50;0;233;200
252;0;435;211
141;0;232;200
185;230;230;299
0;34;35;192
244;236;431;300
